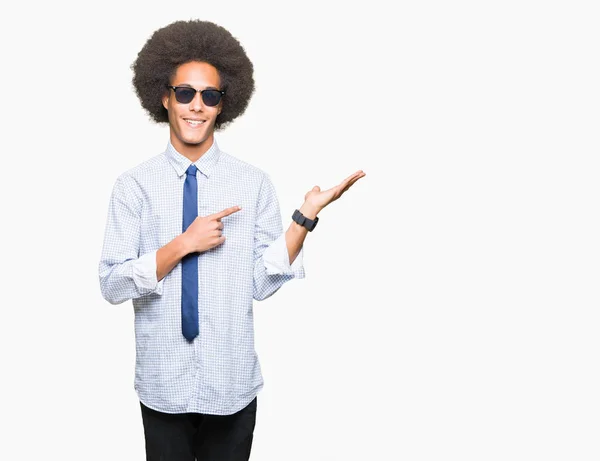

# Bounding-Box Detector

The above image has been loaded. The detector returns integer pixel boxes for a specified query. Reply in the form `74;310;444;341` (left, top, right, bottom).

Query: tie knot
186;164;197;177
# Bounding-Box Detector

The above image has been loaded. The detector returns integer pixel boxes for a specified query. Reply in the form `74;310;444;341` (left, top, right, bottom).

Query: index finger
340;170;365;187
344;170;365;182
212;205;242;221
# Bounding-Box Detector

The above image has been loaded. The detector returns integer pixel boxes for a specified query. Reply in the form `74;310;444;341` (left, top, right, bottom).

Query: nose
190;91;204;111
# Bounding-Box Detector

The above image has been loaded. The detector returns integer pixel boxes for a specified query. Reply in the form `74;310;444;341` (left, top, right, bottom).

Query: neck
170;133;214;163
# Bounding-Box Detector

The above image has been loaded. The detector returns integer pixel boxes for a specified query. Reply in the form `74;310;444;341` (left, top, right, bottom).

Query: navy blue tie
181;164;199;341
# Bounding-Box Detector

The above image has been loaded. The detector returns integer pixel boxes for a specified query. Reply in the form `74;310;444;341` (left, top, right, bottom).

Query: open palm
304;170;366;210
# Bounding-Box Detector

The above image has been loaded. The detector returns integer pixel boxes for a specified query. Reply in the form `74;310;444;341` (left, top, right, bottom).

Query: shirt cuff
262;233;305;278
132;250;164;295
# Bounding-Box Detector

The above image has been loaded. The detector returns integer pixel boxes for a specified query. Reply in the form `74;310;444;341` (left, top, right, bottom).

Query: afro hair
131;19;255;130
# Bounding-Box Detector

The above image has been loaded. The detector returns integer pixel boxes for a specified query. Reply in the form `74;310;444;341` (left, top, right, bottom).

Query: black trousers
140;397;257;461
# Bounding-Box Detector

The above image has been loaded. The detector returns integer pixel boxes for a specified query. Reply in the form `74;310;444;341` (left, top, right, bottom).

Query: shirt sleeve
133;250;165;295
98;175;164;305
262;232;305;276
253;174;305;301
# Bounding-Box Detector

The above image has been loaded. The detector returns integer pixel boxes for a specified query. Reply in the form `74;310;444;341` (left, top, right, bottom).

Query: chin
178;131;204;144
182;137;205;146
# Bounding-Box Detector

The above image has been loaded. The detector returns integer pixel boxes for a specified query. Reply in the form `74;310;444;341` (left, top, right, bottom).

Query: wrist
175;233;193;256
298;202;321;220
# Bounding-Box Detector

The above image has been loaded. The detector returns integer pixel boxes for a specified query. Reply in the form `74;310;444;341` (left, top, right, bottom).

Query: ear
162;92;169;110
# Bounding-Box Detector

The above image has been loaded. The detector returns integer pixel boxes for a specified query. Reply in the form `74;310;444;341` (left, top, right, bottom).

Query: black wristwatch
292;209;319;231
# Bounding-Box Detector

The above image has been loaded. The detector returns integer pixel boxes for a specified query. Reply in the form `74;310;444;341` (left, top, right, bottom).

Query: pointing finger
212;206;242;221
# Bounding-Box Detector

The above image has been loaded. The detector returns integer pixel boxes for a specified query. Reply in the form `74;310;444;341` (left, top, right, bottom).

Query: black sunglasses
166;85;225;106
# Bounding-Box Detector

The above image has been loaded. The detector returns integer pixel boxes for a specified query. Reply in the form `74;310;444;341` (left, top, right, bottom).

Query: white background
1;1;598;459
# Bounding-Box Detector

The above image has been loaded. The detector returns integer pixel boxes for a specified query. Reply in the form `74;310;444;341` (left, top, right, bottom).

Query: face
162;61;223;161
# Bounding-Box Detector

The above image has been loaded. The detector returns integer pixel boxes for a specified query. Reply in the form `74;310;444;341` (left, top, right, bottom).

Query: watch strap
292;209;319;231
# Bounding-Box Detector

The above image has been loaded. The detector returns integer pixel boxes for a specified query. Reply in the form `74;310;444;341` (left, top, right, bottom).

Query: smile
184;119;206;128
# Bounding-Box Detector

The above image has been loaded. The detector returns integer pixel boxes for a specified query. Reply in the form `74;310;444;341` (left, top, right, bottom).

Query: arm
156;234;190;282
253;169;367;300
98;176;164;305
285;171;367;264
285;202;321;265
253;175;305;301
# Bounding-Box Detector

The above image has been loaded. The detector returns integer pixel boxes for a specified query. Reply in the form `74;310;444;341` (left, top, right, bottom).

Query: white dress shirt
99;138;304;415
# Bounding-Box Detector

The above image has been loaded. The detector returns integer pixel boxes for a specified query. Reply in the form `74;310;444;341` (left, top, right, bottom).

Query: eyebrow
175;83;219;90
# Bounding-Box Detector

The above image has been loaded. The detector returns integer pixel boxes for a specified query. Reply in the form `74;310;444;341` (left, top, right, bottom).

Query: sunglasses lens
174;88;196;104
202;90;222;107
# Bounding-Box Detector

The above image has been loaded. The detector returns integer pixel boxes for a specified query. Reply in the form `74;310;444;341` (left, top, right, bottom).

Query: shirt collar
164;138;221;178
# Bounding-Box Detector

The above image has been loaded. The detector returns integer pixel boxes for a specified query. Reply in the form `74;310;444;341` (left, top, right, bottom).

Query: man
99;19;365;461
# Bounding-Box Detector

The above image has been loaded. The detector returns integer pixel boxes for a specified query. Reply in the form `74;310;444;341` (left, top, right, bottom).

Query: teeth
185;119;204;126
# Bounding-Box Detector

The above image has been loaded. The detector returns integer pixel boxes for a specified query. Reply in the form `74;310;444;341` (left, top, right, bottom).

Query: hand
182;205;242;253
302;170;366;215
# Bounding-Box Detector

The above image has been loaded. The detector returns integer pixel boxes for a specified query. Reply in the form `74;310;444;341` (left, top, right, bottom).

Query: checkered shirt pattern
98;138;305;415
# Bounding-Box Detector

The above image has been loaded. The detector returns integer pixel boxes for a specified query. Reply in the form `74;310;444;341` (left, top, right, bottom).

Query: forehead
172;61;220;87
